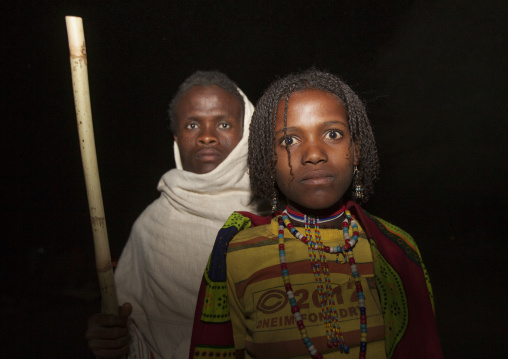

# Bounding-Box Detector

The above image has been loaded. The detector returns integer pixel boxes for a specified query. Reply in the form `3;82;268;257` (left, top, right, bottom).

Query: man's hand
86;302;133;358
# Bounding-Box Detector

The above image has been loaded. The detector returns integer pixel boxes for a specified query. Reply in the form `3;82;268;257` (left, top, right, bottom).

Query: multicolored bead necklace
278;207;368;359
286;206;345;225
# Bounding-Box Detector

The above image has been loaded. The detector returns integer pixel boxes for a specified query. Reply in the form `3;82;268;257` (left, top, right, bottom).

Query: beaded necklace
286;206;346;224
278;208;368;359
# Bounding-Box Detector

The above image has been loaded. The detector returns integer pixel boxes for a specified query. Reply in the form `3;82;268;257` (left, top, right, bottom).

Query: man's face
174;85;243;174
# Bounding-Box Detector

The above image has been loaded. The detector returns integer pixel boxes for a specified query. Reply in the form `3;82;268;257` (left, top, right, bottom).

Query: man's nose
197;125;218;145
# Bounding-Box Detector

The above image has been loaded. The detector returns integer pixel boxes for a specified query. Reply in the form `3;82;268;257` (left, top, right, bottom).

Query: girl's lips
300;177;334;185
299;170;335;185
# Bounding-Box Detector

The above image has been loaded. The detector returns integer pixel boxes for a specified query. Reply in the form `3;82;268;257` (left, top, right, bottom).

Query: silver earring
353;166;364;201
271;192;278;213
271;175;278;212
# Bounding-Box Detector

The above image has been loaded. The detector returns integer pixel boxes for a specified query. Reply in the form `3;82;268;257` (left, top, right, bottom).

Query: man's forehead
179;85;239;103
176;85;243;118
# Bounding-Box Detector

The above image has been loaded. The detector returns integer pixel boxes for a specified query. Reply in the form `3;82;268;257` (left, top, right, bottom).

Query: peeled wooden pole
66;16;119;316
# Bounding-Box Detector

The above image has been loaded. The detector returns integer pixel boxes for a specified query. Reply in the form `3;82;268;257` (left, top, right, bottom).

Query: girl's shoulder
221;211;272;231
222;212;277;251
346;202;420;254
363;213;421;255
231;221;275;245
368;214;417;247
219;211;275;244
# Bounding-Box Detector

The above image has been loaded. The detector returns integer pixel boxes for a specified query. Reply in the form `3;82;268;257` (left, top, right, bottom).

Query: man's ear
353;142;361;166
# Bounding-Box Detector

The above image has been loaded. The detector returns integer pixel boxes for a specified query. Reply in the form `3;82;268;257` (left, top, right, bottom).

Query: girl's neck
285;200;346;229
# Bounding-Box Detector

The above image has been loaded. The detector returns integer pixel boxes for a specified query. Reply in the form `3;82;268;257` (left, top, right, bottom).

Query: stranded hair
248;68;379;204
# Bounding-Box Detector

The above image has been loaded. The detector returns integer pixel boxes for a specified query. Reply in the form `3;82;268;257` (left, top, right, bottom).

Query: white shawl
114;89;263;358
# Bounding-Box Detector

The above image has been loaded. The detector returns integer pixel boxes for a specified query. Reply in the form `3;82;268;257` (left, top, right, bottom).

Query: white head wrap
165;87;258;220
115;87;266;358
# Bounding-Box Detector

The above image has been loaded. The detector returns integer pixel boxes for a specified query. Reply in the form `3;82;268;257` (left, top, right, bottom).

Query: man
86;71;266;358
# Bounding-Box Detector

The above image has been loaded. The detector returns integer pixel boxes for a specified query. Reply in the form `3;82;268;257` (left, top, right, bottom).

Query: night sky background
2;0;507;357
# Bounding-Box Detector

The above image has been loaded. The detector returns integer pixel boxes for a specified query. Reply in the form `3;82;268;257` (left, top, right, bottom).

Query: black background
2;0;507;357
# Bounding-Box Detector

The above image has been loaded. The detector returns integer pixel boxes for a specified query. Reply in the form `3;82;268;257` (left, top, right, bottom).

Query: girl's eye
282;136;295;146
187;123;198;129
219;123;231;129
326;129;342;140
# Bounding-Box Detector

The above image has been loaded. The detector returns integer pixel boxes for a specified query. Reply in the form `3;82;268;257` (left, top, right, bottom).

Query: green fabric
370;239;408;358
223;211;253;231
201;212;253;323
192;345;236;358
374;216;435;311
201;258;231;323
369;215;437;358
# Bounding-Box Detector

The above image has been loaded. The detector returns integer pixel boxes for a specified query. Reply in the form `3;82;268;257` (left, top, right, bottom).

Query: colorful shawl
188;202;443;358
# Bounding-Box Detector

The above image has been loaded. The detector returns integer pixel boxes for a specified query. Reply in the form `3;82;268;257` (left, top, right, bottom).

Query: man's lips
196;148;222;162
299;170;335;185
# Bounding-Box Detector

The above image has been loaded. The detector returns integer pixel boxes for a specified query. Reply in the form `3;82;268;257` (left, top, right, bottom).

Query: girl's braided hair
248;68;379;204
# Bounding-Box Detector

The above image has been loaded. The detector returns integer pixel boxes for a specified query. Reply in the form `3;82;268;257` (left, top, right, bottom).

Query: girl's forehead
275;89;348;123
277;89;345;110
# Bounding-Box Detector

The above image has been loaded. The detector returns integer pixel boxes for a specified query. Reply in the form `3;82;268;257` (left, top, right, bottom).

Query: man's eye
219;123;230;129
187;123;197;129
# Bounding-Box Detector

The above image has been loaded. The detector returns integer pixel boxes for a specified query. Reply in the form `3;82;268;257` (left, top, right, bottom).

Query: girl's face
274;89;359;213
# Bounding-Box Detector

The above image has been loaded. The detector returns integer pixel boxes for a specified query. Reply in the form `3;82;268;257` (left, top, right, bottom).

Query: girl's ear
353;142;361;166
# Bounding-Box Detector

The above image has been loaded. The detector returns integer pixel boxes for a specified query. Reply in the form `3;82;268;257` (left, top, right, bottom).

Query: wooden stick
65;16;119;316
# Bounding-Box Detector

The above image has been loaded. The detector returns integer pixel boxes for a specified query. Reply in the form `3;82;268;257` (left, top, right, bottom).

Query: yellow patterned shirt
227;217;386;358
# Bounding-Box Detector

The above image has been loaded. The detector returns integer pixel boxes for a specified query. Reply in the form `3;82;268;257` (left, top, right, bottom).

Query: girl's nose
302;141;327;165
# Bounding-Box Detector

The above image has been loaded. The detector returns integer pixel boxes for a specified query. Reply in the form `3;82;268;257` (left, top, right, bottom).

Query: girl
189;69;442;359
